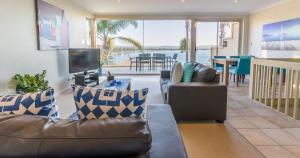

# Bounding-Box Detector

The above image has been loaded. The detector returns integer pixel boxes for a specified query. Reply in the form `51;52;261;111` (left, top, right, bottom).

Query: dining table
135;55;173;71
212;58;239;86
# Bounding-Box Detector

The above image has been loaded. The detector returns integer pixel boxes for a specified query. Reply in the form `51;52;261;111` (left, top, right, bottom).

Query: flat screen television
69;48;100;73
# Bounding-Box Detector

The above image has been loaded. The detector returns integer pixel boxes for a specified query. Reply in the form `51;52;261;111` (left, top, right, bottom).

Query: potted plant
13;70;49;94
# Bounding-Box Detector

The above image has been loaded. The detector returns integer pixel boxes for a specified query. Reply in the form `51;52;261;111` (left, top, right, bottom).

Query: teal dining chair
240;55;252;59
213;56;226;73
229;57;251;87
229;56;240;59
213;56;226;82
229;56;240;67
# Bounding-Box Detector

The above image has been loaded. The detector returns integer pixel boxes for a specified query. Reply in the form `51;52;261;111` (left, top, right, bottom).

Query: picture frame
262;18;300;51
35;0;69;50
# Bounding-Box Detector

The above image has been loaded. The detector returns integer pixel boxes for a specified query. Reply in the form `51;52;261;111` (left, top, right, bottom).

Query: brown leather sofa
0;104;187;158
160;63;227;123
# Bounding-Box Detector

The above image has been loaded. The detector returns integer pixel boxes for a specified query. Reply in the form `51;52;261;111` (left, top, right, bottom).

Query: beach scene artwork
262;18;300;51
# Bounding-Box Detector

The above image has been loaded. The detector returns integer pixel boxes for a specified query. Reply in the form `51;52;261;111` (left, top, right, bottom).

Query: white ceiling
72;0;286;16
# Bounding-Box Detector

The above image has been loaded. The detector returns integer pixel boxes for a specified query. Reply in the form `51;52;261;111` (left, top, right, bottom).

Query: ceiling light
233;0;240;3
182;0;185;3
118;0;121;2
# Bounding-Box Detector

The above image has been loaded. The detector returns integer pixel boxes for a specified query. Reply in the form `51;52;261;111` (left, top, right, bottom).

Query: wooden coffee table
98;77;131;91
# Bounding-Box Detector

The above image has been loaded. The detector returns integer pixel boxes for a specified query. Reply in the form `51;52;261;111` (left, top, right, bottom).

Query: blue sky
113;20;218;47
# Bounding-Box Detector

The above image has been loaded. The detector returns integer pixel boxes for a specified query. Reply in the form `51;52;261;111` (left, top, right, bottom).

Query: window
85;18;92;47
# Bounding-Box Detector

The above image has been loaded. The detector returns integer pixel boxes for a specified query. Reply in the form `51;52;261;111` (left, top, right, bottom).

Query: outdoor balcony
102;49;212;75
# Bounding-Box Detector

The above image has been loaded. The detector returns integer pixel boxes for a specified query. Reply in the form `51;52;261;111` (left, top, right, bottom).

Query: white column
190;20;197;63
91;18;97;48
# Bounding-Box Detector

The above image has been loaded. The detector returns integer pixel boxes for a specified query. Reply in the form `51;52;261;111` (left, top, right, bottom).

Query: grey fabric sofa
0;104;187;158
160;63;227;123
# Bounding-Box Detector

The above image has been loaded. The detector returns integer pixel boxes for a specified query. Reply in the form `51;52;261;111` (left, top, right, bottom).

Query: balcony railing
249;58;300;120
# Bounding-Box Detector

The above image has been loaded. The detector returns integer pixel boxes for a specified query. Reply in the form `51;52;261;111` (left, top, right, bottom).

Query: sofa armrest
147;104;188;158
167;83;227;122
160;70;171;79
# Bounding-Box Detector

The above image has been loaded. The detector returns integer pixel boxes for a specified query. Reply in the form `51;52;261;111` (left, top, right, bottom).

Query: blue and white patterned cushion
73;86;149;119
0;89;58;118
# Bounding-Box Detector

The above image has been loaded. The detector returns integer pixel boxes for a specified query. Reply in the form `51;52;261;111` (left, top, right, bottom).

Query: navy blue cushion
0;89;58;118
192;64;217;82
73;86;149;120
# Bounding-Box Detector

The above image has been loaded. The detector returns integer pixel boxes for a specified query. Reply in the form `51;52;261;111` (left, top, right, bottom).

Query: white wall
248;0;300;58
0;0;93;95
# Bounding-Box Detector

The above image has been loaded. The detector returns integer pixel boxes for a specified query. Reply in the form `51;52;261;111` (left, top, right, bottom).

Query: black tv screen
69;48;100;73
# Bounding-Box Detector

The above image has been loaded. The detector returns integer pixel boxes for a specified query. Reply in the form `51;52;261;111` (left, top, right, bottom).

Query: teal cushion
182;63;195;83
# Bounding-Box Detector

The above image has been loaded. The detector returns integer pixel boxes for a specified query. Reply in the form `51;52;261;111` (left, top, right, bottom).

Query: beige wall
249;0;300;58
0;0;93;95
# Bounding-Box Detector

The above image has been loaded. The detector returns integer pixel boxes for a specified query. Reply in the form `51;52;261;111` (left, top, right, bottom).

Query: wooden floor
179;81;300;158
57;76;300;158
178;123;264;158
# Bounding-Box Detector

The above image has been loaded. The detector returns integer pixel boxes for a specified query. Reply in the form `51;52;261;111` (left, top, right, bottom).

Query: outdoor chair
153;53;166;70
128;55;136;70
137;53;151;71
167;53;178;69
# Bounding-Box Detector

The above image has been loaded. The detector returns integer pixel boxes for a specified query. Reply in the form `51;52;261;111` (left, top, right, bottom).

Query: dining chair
240;55;252;59
229;57;251;87
213;56;226;73
229;56;240;59
172;53;178;63
138;53;151;70
213;56;226;82
153;53;166;70
128;55;136;70
229;55;240;68
166;53;178;69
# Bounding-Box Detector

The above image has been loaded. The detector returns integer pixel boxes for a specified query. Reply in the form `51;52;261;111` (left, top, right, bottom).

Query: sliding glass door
195;21;240;66
196;22;218;65
96;19;190;74
96;20;144;68
143;20;190;64
95;18;241;74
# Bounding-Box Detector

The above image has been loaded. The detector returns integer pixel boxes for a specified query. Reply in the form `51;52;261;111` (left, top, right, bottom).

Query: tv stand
74;71;99;87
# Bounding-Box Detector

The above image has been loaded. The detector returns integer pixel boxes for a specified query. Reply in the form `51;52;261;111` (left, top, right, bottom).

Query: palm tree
179;37;190;62
179;38;188;52
97;20;143;64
